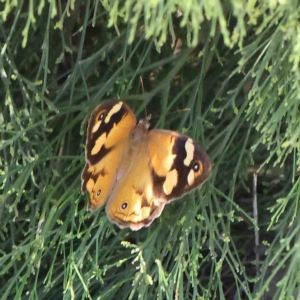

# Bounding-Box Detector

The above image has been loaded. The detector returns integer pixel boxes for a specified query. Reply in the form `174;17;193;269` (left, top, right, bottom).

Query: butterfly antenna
140;76;145;94
139;76;148;117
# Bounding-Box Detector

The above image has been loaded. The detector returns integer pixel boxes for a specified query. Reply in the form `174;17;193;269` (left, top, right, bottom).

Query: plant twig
253;172;260;278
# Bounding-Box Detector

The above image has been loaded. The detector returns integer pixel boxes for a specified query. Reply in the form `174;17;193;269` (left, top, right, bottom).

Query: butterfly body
82;100;211;230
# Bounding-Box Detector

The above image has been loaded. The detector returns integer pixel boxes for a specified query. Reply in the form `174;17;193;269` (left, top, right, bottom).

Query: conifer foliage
1;1;300;299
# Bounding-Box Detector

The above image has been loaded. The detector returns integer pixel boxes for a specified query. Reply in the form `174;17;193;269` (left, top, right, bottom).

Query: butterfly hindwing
81;100;137;210
105;133;166;230
81;144;126;210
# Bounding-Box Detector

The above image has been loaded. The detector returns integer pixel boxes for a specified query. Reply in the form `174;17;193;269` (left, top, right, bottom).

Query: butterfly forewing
85;100;137;165
104;121;165;230
148;129;212;201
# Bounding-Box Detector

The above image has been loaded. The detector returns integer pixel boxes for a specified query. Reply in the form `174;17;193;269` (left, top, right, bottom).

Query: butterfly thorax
116;117;151;181
131;116;151;142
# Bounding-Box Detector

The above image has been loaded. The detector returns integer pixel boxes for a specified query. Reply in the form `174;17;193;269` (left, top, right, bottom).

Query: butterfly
81;100;212;230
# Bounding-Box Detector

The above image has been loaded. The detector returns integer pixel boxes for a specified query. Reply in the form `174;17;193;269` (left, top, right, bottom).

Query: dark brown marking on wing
81;163;90;193
89;144;113;166
151;168;167;198
134;187;143;196
81;164;109;193
168;137;211;200
133;187;151;208
99;169;107;177
86;101;134;165
89;168;106;182
114;201;163;228
150;136;211;201
135;201;164;227
141;196;149;208
167;137;191;198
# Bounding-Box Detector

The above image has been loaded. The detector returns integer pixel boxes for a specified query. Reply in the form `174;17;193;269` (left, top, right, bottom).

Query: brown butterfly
81;100;211;230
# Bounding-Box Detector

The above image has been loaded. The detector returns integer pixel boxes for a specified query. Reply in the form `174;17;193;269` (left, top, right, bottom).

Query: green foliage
1;0;300;299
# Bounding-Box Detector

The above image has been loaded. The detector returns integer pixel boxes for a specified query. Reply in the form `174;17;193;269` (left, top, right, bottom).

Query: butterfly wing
148;129;212;201
105;125;211;230
105;136;165;230
81;101;137;210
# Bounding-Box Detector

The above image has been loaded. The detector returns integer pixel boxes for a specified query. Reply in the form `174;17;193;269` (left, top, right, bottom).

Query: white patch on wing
91;133;106;155
183;138;194;166
163;169;178;195
105;102;123;123
91;121;101;133
187;169;195;186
